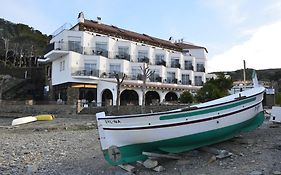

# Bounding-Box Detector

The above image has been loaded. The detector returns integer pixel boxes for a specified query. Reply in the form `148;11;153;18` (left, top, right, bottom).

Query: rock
208;155;216;163
176;159;189;165
249;170;263;175
143;159;158;169
153;165;165;172
239;153;245;156
26;164;38;174
273;171;281;175
86;122;93;126
59;152;66;156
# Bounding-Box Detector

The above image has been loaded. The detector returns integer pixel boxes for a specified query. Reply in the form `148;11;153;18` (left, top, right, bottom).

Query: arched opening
165;91;178;102
120;89;139;106
102;89;113;106
145;91;160;105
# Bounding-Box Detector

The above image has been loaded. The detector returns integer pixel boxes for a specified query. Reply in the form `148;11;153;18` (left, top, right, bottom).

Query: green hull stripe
103;111;264;166
160;97;256;120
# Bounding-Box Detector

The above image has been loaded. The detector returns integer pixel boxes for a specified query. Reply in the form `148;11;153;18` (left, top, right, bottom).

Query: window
131;66;141;80
59;60;65;72
96;42;107;51
171;58;180;68
84;63;97;76
196;63;205;72
167;72;176;83
118;46;130;60
47;66;51;78
96;42;108;57
68;41;81;53
109;64;121;73
155;54;165;64
138;50;148;62
195;76;203;86
184;60;193;70
149;69;161;82
182;74;190;85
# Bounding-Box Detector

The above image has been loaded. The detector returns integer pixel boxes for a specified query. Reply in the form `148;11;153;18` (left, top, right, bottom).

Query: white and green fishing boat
96;72;265;166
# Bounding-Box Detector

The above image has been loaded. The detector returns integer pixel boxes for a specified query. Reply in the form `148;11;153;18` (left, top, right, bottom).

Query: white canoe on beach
12;116;37;126
96;71;265;166
11;114;55;126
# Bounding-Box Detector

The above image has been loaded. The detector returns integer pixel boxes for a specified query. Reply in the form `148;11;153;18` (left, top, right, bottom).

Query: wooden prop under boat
96;72;265;166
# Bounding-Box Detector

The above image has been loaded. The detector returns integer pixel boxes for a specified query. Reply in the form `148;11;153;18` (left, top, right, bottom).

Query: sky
0;0;281;72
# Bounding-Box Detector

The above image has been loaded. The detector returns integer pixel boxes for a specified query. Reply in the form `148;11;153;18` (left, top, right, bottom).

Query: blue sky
1;0;281;72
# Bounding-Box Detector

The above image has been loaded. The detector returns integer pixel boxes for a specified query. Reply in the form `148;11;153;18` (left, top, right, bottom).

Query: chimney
77;12;84;23
97;16;101;24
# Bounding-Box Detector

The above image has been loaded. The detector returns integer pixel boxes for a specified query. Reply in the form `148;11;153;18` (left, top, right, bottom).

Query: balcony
138;57;149;63
171;63;181;69
155;60;166;67
92;48;108;58
149;74;162;82
166;78;178;84
116;54;131;61
182;80;192;85
107;71;127;78
72;68;100;77
184;65;194;71
197;67;205;72
195;81;204;86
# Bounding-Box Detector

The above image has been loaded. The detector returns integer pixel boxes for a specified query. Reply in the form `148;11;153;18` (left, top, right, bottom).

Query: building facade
40;13;208;106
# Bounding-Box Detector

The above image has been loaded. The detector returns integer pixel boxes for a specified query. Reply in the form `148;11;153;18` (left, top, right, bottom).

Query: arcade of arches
101;88;179;106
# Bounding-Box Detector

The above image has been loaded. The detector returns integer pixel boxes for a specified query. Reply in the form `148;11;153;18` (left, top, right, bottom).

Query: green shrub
276;92;281;105
179;91;193;104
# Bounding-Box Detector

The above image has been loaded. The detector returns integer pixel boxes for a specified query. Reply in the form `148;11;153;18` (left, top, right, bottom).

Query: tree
140;63;154;113
179;91;193;104
0;75;10;102
114;72;126;110
195;74;233;103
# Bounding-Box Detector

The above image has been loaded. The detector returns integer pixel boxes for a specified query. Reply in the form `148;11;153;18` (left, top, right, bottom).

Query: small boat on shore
11;114;55;126
96;72;265;166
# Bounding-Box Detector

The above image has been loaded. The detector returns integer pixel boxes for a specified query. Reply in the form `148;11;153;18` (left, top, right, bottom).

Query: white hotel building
41;13;208;106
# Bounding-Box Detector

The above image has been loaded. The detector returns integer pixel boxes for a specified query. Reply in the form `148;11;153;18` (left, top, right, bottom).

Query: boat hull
96;87;265;165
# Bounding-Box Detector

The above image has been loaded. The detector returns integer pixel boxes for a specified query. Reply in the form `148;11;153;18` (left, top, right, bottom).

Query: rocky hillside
0;18;50;67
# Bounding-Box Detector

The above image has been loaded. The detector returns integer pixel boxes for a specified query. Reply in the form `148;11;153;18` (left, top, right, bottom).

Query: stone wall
0;103;77;118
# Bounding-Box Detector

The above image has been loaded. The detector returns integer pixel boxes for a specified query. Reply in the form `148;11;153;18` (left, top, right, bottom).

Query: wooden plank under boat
96;73;265;166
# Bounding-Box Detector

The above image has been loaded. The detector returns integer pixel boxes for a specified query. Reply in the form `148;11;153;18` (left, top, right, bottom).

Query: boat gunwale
102;100;263;130
97;90;264;120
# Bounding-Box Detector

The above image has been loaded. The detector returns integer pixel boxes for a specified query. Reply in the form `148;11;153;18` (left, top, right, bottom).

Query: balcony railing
166;78;178;84
195;81;204;86
116;54;131;61
138;57;149;63
184;65;194;71
149;74;162;82
182;80;192;85
93;49;108;58
171;63;181;68
71;68;188;85
197;67;205;72
155;60;166;67
72;68;100;77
